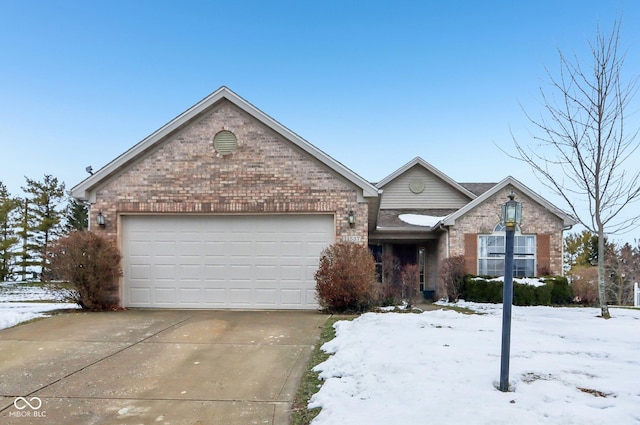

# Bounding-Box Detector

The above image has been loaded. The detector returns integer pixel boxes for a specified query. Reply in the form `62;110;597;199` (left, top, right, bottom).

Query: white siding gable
379;165;472;209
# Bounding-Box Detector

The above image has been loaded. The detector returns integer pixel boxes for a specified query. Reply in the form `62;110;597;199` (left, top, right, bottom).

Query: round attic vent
213;130;238;156
409;179;425;194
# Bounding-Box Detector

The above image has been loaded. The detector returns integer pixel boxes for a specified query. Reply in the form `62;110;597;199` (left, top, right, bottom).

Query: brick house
71;87;576;310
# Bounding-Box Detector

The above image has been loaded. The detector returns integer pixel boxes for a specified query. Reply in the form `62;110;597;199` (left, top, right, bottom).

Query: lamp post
499;191;522;392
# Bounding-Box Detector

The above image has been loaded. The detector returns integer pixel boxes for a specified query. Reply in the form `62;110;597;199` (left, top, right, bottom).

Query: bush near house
438;255;466;302
462;276;572;306
48;231;122;311
376;254;421;307
315;243;377;313
399;263;420;307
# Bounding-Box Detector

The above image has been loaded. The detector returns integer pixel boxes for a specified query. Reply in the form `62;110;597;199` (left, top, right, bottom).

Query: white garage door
121;215;334;309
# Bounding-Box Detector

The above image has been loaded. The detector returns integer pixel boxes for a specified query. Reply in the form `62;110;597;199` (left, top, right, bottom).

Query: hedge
462;275;572;306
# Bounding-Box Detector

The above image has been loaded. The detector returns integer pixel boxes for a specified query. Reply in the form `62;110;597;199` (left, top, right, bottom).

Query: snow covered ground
0;282;79;330
310;302;640;425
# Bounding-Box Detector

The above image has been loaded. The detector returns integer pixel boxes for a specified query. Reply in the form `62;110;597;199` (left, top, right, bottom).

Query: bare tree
512;21;639;318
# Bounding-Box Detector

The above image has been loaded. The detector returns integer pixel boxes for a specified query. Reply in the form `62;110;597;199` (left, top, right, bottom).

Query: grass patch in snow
290;315;356;425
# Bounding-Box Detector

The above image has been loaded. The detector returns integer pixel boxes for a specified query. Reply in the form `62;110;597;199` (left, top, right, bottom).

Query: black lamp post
499;191;522;392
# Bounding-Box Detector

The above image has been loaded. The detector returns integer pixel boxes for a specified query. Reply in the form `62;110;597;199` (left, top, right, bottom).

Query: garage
121;214;335;309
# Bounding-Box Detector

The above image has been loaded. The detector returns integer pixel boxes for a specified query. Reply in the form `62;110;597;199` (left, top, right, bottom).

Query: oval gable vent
213;130;238;156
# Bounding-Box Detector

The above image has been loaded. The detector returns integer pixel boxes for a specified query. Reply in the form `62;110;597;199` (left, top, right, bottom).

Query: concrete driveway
0;309;328;424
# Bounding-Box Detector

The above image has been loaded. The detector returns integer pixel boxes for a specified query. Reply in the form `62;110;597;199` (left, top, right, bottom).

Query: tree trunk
597;228;610;318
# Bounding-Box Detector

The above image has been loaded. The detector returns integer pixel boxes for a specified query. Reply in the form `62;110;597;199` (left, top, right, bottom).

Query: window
478;224;536;277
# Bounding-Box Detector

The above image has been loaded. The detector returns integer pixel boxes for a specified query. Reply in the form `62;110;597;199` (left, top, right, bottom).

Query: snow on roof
398;214;445;227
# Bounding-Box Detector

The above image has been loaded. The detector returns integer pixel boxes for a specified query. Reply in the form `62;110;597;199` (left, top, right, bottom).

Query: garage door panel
179;288;202;303
154;287;177;304
129;264;151;280
203;288;226;303
280;289;302;305
178;241;201;256
204;265;227;279
154;264;176;279
177;265;201;279
255;289;277;304
305;289;317;304
229;288;252;305
230;265;253;280
254;265;278;281
122;215;334;309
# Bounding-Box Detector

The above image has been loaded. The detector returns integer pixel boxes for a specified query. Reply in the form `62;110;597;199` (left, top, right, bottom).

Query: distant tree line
0;175;87;281
565;230;638;306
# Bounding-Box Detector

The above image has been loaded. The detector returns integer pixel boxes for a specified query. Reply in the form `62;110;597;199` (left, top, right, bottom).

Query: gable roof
71;86;379;201
375;157;477;200
441;176;577;227
458;182;496;196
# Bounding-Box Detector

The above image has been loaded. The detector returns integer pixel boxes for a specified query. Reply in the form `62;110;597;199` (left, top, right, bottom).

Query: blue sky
1;1;639;238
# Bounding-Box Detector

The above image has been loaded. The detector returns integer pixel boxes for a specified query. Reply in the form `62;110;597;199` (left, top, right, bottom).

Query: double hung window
478;224;536;277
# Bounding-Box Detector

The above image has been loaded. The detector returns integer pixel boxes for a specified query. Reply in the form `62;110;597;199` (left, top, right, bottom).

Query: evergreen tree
22;175;65;280
64;196;88;232
0;182;19;281
15;197;37;281
564;230;597;270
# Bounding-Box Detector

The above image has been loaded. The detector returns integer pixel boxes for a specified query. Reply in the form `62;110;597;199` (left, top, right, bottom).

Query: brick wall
91;99;368;244
449;185;566;275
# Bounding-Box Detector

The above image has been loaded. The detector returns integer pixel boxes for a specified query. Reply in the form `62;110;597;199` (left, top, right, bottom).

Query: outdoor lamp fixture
347;210;355;228
501;191;523;231
499;191;522;392
97;211;106;227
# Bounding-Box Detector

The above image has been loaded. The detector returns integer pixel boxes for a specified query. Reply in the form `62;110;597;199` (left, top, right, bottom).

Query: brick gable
92;100;368;243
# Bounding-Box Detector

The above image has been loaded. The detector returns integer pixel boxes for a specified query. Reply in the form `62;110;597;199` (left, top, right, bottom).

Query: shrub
314;243;377;313
569;265;599;305
49;231;122;311
463;276;502;303
439;255;466;302
513;281;552;305
379;253;401;305
399;263;420;307
463;275;572;306
545;276;572;305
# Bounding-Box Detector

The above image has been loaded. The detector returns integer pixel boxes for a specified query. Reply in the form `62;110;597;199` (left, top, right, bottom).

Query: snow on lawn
0;282;79;330
309;302;640;425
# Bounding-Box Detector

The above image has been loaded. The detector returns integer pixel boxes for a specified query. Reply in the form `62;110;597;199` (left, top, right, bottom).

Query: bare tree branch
507;20;640;318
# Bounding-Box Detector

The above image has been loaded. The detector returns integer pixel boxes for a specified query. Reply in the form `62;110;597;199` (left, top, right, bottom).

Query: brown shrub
379;253;401;305
314;243;377;313
439;255;466;302
399;263;420;307
49;231;122;311
569;265;599;305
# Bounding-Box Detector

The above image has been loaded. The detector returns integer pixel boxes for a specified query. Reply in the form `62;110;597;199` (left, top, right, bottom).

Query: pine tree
15;197;37;281
64;196;88;232
0;182;19;281
22;175;65;281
